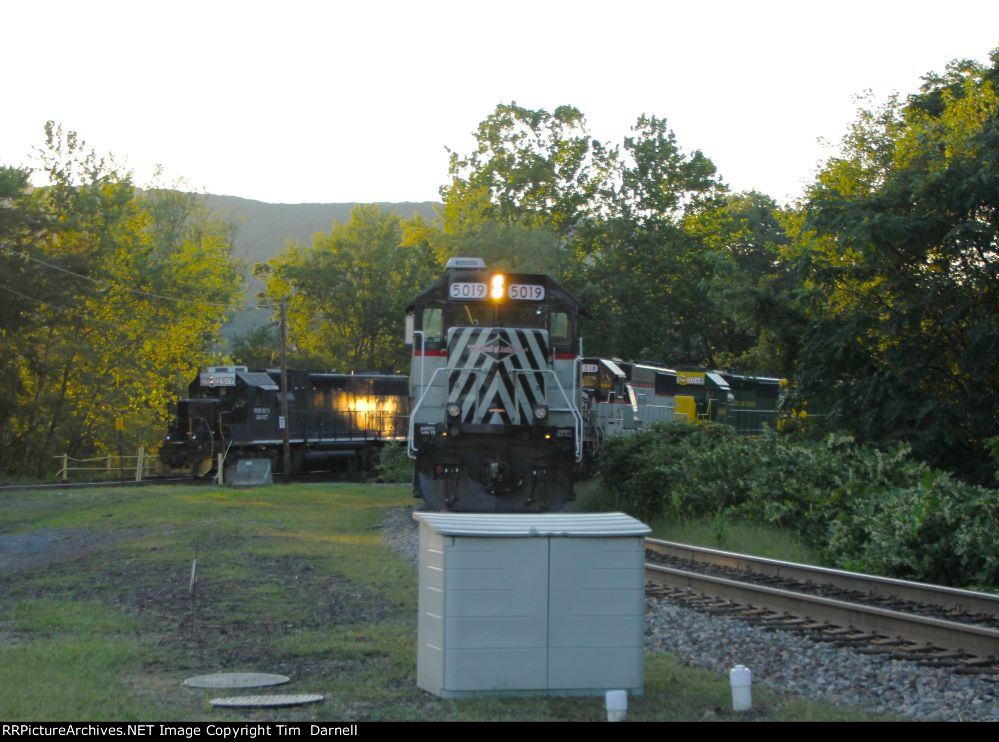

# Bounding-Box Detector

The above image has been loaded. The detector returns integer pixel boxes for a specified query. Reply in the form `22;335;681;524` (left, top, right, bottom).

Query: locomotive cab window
548;293;576;351
421;307;443;344
445;301;547;331
550;311;569;346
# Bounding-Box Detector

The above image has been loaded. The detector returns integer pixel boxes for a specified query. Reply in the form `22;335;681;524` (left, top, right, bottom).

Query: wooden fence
53;447;157;482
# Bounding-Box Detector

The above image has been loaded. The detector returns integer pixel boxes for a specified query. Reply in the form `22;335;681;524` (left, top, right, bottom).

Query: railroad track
645;539;999;675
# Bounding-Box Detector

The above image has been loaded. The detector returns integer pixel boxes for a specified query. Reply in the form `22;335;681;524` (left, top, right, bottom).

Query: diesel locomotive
579;358;782;447
406;257;585;512
405;258;784;512
157;366;409;477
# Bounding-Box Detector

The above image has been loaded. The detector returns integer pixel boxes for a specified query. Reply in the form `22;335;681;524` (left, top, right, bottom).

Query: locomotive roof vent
445;256;486;271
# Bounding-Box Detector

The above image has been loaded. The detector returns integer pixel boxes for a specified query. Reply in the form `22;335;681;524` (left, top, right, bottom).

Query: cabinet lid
412;512;651;537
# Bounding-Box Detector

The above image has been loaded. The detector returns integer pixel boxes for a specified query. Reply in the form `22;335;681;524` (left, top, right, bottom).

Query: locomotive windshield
446;301;547;330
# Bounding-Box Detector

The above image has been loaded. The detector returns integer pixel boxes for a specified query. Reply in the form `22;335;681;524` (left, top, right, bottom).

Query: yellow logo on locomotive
677;371;705;386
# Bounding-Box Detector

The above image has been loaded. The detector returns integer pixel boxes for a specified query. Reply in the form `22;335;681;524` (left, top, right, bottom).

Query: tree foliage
229;323;278;369
0;124;242;479
440;67;998;484
793;53;999;482
441;103;610;236
260;205;438;374
440;104;793;367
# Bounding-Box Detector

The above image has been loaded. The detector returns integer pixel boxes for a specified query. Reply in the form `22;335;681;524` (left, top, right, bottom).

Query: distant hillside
205;194;439;267
203;194;439;346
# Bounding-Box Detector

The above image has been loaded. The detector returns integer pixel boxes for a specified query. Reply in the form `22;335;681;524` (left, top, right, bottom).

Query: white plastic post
605;690;627;722
730;665;752;712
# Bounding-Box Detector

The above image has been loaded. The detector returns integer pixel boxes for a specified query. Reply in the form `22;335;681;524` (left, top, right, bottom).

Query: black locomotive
157;366;409;477
406;258;586;512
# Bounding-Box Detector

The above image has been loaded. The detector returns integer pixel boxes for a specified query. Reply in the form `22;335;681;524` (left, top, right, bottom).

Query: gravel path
381;506;999;721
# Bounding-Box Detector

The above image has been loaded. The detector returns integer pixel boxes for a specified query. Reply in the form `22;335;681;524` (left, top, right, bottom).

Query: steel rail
645;564;999;657
0;476;196;492
646;565;999;658
646;538;999;618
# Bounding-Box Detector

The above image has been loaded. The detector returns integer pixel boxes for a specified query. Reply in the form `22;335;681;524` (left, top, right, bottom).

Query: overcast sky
3;1;997;206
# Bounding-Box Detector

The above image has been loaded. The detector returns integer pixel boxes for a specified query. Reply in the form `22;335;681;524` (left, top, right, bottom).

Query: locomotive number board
449;282;487;299
201;372;236;387
507;283;545;300
448;282;546;300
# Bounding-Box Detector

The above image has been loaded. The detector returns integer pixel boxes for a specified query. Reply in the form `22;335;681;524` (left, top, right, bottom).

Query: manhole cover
183;673;290;689
210;694;324;708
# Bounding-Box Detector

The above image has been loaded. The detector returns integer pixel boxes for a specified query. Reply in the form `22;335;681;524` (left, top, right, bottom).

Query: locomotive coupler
487;460;505;483
483;459;524;495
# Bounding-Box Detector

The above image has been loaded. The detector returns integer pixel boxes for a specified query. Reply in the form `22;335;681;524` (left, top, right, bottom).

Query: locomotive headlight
490;273;505;300
446;403;461;419
533;404;548;421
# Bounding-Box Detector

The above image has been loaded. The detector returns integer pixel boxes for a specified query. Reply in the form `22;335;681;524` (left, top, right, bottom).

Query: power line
0;244;278;312
0;282;238;341
0;282;152;336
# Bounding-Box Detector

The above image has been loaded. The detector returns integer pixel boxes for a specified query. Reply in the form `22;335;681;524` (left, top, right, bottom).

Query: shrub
373;442;413;484
597;422;999;587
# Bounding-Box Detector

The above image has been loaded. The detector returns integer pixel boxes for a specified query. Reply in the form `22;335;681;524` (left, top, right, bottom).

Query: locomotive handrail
407;365;451;459
412;330;425;392
730;407;779;435
407;365;584;463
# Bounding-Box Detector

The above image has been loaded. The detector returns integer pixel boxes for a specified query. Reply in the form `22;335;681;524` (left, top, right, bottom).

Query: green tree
440;105;804;371
261;205;438;373
793;52;999;482
575;115;728;365
229;323;279;368
0;124;243;478
614;114;722;223
683;191;794;373
440;105;739;365
430;184;569;277
441;102;613;237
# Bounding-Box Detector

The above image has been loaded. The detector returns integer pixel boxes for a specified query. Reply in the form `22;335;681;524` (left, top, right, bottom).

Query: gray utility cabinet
414;512;650;698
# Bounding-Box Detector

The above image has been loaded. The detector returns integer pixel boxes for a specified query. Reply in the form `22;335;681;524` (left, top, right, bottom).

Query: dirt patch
0;525;409;718
5;545;399;673
0;528;115;572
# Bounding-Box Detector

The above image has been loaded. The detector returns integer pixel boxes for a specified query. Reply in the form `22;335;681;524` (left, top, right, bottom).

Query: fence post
61;454;68;482
135;446;145;482
216;454;224;486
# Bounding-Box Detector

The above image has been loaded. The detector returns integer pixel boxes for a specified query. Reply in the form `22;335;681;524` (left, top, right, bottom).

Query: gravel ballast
382;506;998;721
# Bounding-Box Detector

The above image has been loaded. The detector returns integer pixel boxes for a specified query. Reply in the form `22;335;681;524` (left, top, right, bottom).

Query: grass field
0;482;887;721
572;479;823;564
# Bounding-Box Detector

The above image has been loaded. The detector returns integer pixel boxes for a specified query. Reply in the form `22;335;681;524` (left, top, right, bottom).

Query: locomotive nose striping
447;327;548;426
